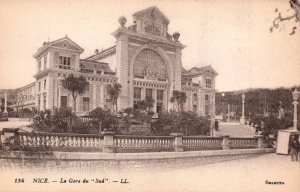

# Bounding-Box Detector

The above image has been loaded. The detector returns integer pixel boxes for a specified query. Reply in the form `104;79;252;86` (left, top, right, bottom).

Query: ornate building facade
2;6;217;117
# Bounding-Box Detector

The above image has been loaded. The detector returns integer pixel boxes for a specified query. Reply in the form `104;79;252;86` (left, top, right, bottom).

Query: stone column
40;93;44;111
189;92;193;111
163;90;168;112
227;104;230;122
292;88;299;131
153;89;157;113
170;133;184;152
293;100;298;130
240;94;245;124
141;87;146;101
100;85;105;107
57;79;63;109
4;92;8;113
114;31;129;110
92;84;97;109
222;135;230;150
255;135;264;149
197;92;201;115
101;131;115;153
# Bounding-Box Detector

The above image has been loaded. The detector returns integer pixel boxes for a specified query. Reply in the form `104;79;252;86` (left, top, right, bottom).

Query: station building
2;6;217;117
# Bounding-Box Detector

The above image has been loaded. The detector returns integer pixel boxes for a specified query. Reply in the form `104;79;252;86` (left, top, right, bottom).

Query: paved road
214;122;256;137
0;120;32;131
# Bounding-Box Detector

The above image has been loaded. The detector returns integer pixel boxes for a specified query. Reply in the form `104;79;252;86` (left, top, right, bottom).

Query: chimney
43;41;47;46
95;49;99;55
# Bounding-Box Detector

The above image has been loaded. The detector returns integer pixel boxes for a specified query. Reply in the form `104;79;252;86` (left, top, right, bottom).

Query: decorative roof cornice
132;6;170;25
33;36;84;58
111;27;186;49
85;46;116;61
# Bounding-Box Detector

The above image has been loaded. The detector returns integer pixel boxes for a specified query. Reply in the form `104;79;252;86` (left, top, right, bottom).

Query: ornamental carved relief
133;49;168;81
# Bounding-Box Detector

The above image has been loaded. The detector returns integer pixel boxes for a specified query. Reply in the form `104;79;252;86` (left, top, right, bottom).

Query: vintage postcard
0;0;299;192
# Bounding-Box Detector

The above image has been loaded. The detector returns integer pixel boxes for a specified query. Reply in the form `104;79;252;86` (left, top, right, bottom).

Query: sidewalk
0;120;32;132
215;122;255;137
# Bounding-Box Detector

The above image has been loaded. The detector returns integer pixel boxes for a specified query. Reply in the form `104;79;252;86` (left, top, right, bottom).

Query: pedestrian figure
215;120;219;131
290;135;300;162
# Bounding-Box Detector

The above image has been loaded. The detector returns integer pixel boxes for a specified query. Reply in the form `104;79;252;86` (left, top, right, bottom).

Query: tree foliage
62;74;88;112
108;83;122;111
32;108;75;133
152;111;210;136
89;107;118;133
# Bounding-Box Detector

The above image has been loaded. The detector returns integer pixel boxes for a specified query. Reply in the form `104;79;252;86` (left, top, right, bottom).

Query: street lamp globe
292;88;299;101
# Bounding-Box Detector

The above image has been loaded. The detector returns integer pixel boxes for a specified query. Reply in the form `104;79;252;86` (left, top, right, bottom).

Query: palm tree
62;74;88;113
170;90;187;112
108;83;122;111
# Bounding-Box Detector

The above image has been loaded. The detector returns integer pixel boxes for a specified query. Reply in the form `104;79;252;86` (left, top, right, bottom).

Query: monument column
292;88;299;130
163;90;168;112
92;84;97;109
4;92;8;113
153;89;157;113
240;94;245;124
100;84;105;107
227;104;230;122
112;17;129;110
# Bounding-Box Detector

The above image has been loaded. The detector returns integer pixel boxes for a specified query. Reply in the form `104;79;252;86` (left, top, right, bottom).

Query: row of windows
134;81;167;89
133;88;164;100
38;80;47;92
59;56;70;66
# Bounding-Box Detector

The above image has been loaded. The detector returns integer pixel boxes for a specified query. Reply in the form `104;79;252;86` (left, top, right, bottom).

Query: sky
0;0;299;91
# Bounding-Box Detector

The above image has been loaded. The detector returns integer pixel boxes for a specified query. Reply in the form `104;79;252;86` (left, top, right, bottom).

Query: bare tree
270;0;300;35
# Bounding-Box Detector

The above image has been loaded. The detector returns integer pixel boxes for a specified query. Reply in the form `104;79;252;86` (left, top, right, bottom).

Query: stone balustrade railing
0;129;266;153
0;130;104;152
229;137;258;149
183;136;223;151
114;135;174;153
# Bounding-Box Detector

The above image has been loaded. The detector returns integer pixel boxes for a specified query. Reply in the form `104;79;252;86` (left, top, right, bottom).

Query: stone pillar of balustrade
101;130;115;153
1;128;20;149
254;135;264;149
222;135;230;150
170;133;184;152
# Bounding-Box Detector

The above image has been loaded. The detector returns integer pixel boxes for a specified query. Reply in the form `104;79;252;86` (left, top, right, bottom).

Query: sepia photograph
0;0;299;191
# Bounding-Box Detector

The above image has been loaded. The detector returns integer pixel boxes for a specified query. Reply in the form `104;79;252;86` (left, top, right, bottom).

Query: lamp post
240;94;245;124
4;92;8;114
227;104;230;122
278;101;282;119
221;92;225;117
292;88;299;131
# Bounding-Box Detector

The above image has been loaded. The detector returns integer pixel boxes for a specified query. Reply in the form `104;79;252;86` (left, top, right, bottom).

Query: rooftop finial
118;16;127;28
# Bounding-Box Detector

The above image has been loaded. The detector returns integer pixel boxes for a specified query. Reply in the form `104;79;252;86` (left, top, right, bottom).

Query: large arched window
133;49;167;80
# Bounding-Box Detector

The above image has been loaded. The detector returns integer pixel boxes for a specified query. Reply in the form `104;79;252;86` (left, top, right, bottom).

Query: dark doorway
61;96;67;108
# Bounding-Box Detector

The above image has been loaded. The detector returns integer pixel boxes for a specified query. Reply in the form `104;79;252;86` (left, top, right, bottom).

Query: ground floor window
61;96;67;108
157;102;163;113
146;88;152;98
193;105;197;113
83;97;90;111
38;95;41;110
205;104;210;116
43;94;47;110
134;87;141;99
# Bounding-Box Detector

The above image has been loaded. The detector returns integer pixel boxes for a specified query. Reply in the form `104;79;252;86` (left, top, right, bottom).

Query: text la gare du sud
15;177;129;184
